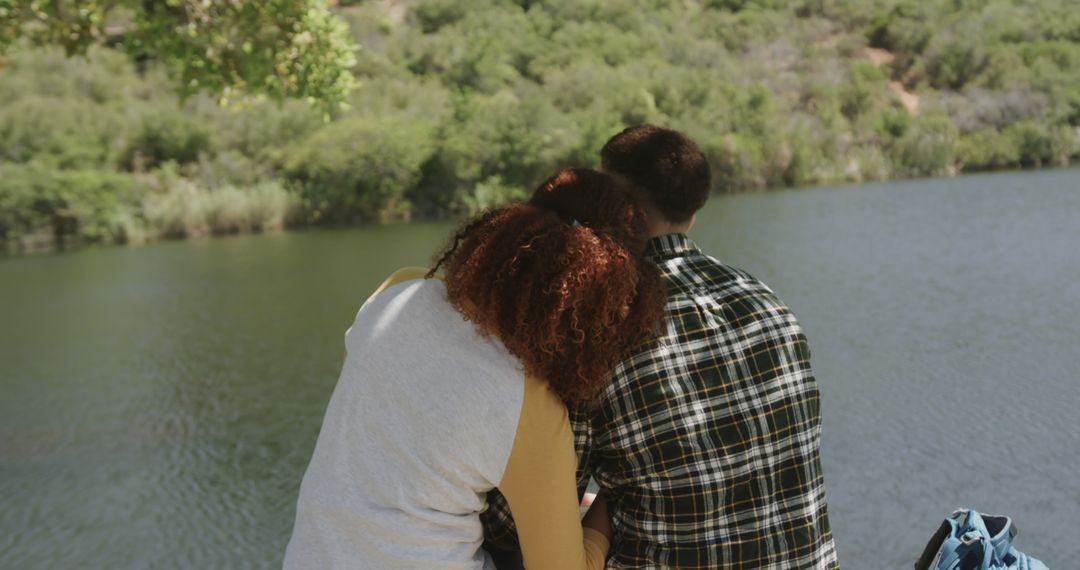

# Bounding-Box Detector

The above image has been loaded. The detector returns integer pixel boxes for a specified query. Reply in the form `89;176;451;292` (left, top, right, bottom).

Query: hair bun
529;168;648;254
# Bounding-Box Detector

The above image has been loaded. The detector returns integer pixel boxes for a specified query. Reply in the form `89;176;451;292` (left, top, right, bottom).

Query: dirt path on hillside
865;47;920;115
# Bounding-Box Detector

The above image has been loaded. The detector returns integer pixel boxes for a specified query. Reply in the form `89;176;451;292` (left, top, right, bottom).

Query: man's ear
686;213;696;233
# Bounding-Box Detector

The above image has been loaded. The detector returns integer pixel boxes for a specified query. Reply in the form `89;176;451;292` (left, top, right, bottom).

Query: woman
284;169;666;569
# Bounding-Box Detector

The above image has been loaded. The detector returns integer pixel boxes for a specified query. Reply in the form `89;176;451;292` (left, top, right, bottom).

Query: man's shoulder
658;251;783;306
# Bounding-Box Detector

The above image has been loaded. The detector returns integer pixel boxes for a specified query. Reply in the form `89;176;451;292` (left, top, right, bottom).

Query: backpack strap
914;519;954;570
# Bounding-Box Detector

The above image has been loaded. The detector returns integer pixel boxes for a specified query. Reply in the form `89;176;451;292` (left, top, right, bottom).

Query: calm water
2;169;1078;568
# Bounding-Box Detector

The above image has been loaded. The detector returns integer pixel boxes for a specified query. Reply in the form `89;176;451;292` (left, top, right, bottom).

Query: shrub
926;41;989;89
426;91;565;211
139;168;298;238
706;133;767;192
0;46;142;105
840;62;889;119
122;114;218;171
867;1;933;54
218;100;323;168
285;116;437;223
0;163;138;247
0;97;123;169
458;176;528;216
895;115;959;176
412;0;469;34
875;106;912;139
1006;121;1075;167
957;129;1021;170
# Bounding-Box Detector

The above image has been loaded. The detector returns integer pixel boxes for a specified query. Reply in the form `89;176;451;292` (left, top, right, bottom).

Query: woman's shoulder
375;266;436;293
360;267;443;310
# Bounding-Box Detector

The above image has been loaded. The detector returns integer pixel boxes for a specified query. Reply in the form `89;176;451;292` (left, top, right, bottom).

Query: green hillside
2;0;1078;252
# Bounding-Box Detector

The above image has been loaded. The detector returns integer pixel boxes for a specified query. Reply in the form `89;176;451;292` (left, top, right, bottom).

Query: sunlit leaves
0;0;357;106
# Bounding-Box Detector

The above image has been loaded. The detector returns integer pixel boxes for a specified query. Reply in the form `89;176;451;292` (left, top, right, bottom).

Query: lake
2;168;1078;568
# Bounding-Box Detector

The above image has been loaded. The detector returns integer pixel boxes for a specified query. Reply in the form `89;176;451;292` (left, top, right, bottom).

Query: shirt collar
645;233;699;262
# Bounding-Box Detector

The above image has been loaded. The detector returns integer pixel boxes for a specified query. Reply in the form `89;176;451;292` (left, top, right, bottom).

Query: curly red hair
430;169;667;404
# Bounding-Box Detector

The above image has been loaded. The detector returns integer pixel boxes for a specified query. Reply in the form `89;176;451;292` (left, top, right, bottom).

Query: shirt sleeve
479;489;518;550
371;267;431;295
498;374;610;570
570;404;595;498
346;267;432;358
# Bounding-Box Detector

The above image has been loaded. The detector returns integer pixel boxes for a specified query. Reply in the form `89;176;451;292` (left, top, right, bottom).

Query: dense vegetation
2;0;1078;252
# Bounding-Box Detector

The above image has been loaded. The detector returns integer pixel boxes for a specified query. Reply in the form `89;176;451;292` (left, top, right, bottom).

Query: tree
0;0;357;106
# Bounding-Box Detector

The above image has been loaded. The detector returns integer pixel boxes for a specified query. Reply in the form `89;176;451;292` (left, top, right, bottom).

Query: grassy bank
0;163;298;253
2;0;1079;253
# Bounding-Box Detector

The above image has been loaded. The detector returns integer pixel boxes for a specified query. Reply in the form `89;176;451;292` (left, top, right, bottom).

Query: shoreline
3;164;1078;259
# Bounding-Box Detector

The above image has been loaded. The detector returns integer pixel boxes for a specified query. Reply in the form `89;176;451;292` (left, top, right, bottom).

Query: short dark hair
600;124;711;223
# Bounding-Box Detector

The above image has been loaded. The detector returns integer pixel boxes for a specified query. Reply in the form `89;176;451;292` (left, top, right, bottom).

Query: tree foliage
0;0;357;105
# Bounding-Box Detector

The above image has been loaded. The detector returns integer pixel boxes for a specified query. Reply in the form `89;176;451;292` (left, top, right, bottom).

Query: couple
284;125;839;569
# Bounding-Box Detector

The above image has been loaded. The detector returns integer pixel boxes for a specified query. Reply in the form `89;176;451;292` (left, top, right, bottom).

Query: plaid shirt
482;234;838;569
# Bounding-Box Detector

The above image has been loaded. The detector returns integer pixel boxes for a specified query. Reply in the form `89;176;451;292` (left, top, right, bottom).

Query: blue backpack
914;509;1049;570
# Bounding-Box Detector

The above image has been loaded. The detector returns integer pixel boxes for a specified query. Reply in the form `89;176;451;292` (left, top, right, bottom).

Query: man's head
600;124;711;232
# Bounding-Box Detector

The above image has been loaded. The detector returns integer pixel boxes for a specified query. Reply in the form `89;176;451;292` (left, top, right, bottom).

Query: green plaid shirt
483;234;838;569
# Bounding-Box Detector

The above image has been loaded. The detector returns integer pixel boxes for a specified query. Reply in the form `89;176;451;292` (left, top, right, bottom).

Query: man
483;125;838;569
